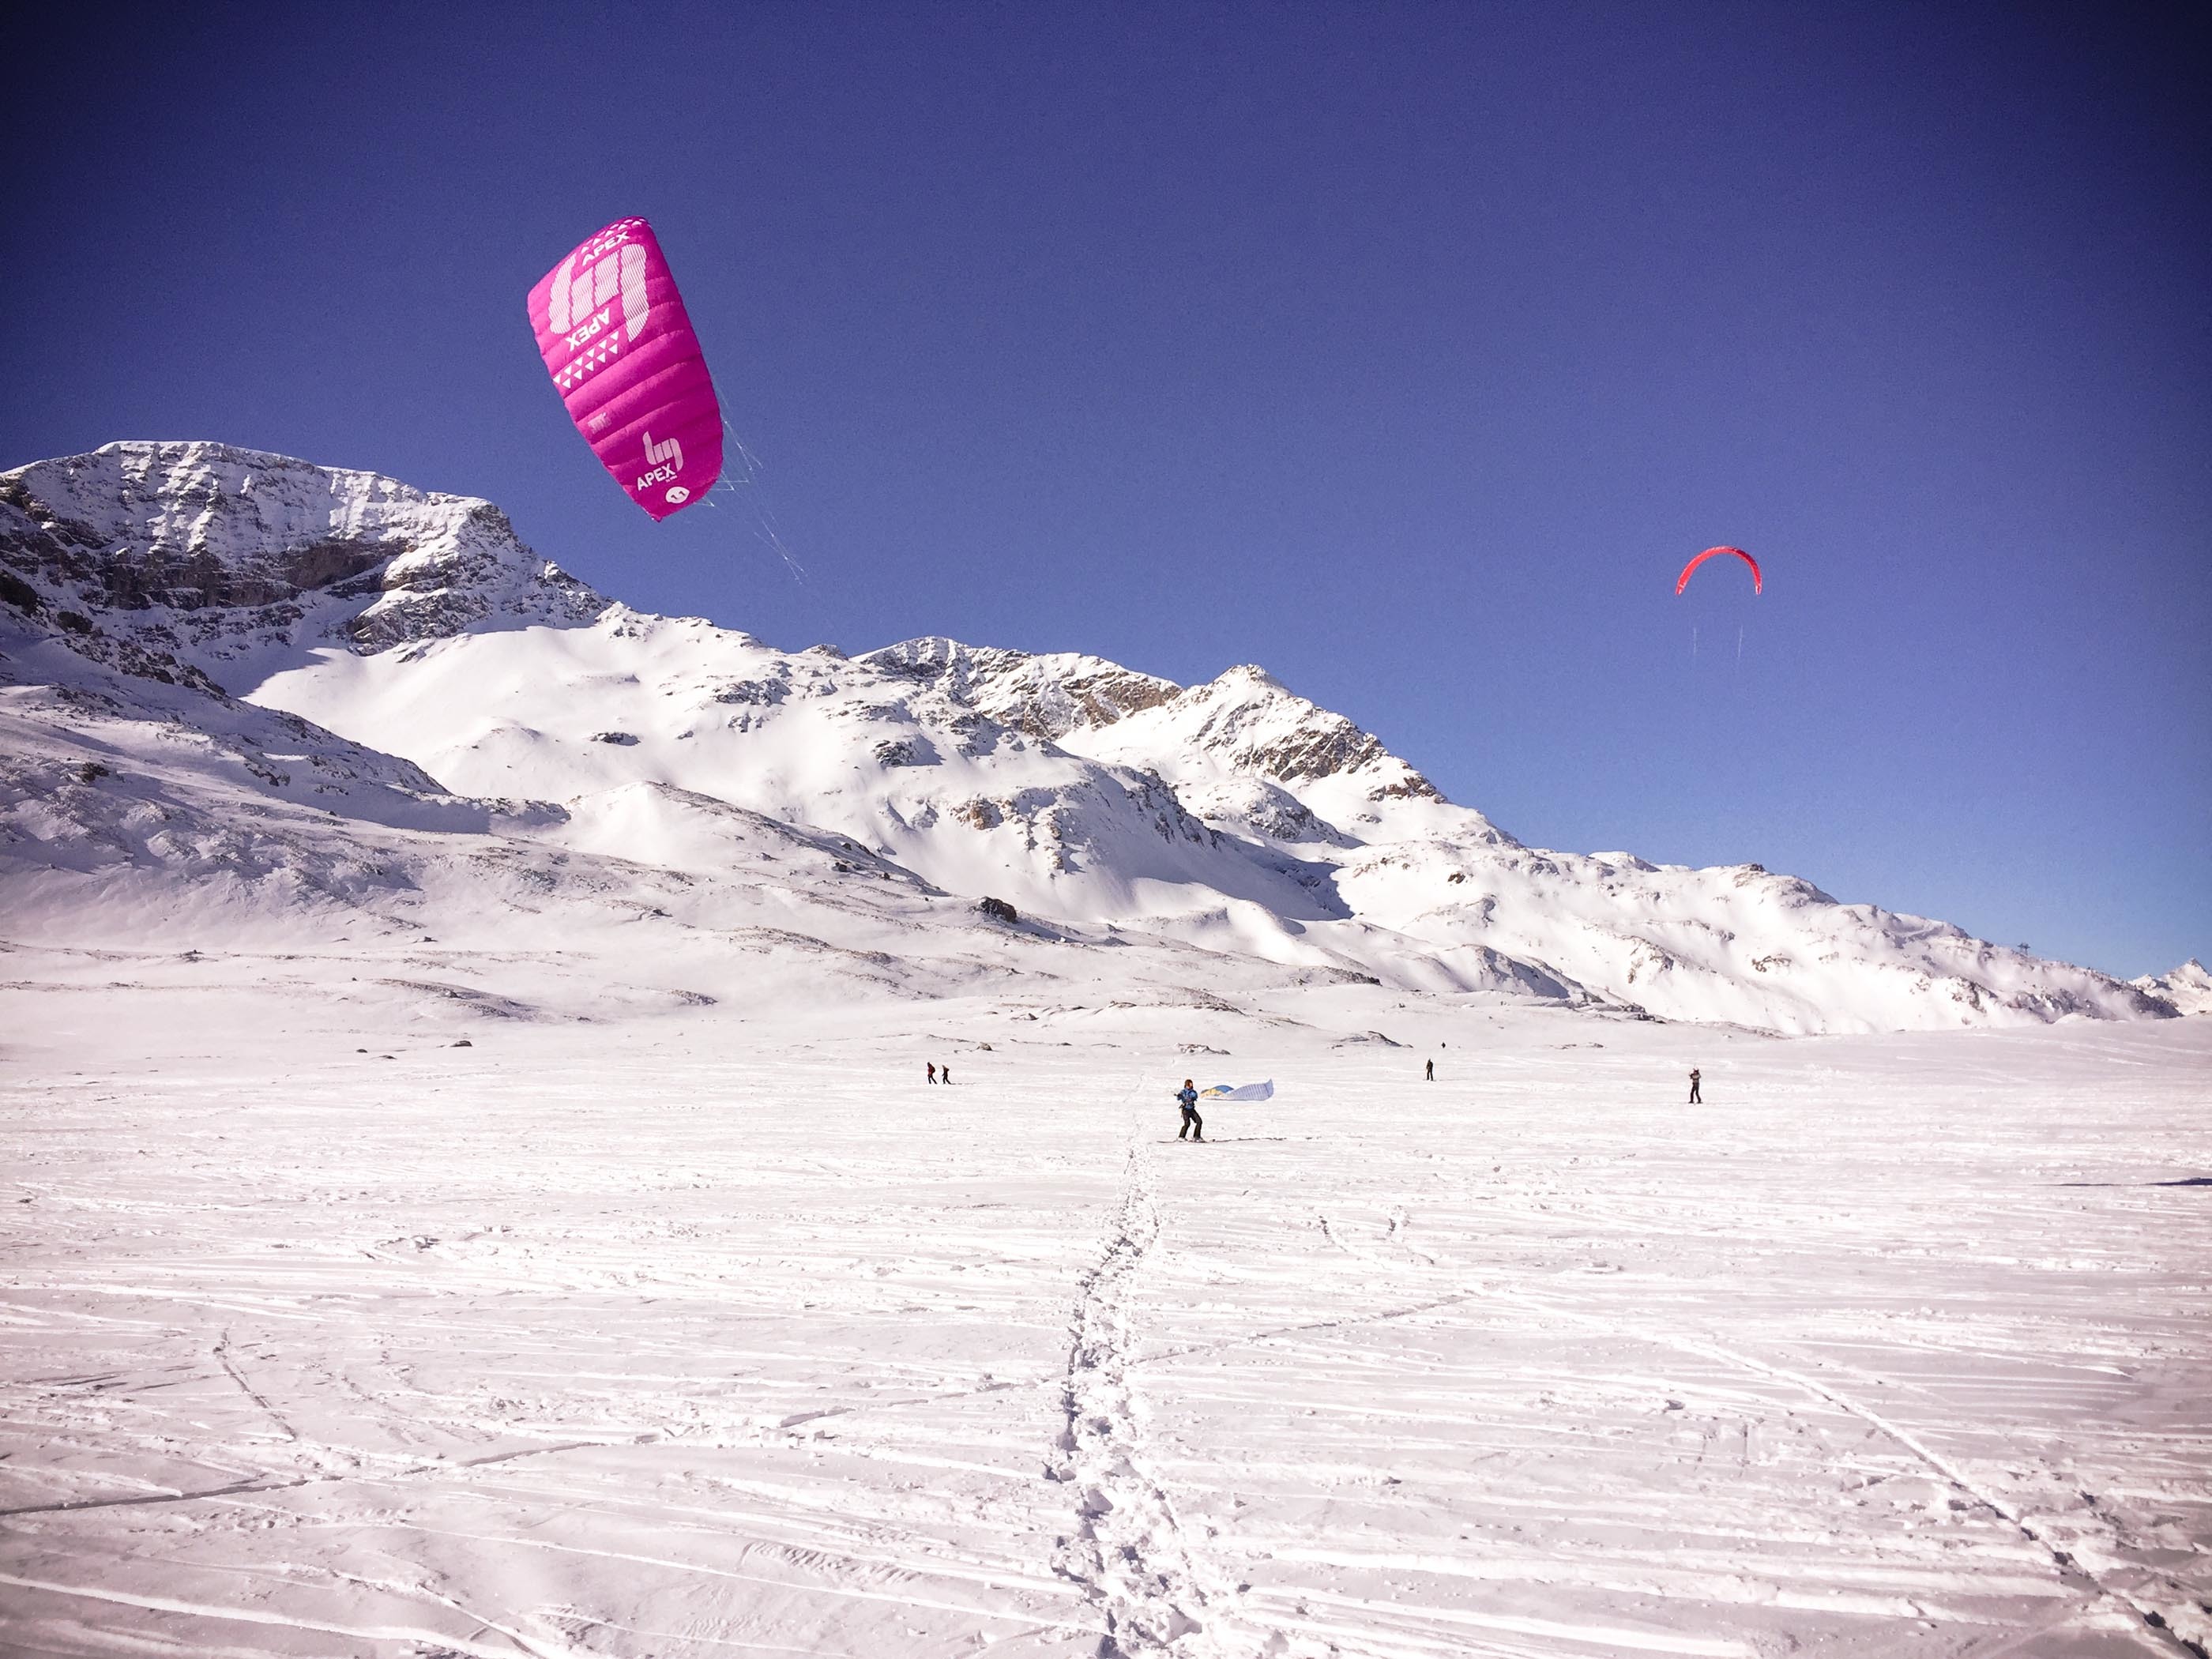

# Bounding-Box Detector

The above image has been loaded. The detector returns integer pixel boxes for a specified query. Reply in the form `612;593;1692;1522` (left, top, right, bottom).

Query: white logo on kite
637;430;685;493
547;243;649;342
664;485;690;505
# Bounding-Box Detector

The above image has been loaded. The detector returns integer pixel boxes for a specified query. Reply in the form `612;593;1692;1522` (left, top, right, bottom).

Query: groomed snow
2;955;2207;1658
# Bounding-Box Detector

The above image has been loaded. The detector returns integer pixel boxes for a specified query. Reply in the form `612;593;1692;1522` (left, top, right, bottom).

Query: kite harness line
700;419;809;586
1677;546;1759;668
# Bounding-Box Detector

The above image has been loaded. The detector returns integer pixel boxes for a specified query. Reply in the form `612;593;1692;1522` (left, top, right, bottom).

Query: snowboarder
1176;1079;1203;1142
1424;1058;1434;1082
927;1062;937;1085
1688;1067;1702;1104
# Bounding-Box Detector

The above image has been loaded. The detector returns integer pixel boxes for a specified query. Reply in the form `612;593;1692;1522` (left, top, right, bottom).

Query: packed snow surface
1;963;2208;1658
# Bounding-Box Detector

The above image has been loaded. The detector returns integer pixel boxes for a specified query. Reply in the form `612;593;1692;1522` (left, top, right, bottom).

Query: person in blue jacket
1176;1079;1203;1142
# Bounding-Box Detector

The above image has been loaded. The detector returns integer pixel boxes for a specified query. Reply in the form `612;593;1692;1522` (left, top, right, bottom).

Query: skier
927;1062;937;1085
1424;1058;1434;1082
942;1063;953;1085
1688;1066;1702;1104
1176;1078;1203;1142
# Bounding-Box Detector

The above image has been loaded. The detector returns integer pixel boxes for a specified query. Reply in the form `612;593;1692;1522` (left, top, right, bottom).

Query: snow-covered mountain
1;442;2185;1033
2134;958;2212;1018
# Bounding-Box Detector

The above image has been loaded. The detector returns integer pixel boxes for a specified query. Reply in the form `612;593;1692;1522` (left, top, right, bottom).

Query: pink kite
527;218;723;521
1674;545;1762;596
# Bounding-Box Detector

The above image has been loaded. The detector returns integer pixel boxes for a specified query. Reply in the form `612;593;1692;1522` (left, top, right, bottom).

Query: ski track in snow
0;981;2207;1658
1322;1213;2203;1656
1052;1104;1258;1657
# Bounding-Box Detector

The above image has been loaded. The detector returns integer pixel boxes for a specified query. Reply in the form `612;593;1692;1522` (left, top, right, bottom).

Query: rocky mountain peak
859;636;1181;740
855;642;1440;798
2133;957;2212;1016
1;442;604;670
1146;663;1443;798
1216;663;1285;690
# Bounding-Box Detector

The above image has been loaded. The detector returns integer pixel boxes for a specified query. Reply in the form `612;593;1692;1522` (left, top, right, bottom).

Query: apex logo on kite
638;431;684;493
565;307;615;351
547;243;650;347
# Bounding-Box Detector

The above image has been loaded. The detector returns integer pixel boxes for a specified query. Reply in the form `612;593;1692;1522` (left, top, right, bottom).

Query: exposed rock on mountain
2135;958;2212;1017
1;442;604;668
860;636;1179;739
0;442;2179;1034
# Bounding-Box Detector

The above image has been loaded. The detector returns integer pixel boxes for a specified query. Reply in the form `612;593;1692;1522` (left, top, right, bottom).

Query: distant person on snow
942;1063;952;1085
1176;1079;1203;1142
927;1062;937;1085
1424;1058;1434;1082
1688;1067;1702;1104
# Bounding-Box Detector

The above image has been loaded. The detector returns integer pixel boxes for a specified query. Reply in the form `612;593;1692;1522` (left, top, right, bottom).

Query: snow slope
0;441;2184;1033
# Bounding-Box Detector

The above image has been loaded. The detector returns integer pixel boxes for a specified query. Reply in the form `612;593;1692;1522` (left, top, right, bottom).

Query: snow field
2;974;2207;1658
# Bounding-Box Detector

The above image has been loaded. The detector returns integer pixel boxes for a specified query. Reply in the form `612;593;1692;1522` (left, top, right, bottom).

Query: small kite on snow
1199;1081;1275;1102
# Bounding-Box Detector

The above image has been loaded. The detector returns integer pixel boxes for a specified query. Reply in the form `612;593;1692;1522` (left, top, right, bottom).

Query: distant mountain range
1;442;2190;1034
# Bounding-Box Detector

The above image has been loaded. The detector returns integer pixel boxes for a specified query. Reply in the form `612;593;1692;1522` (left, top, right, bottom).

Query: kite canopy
526;218;723;521
1675;545;1762;596
1199;1081;1275;1102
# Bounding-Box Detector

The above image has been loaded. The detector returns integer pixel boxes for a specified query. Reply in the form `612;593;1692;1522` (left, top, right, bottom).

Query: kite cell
1675;545;1762;596
1199;1082;1276;1102
527;218;723;521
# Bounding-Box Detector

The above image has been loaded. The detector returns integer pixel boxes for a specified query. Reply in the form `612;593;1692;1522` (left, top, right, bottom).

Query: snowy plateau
0;442;2206;1659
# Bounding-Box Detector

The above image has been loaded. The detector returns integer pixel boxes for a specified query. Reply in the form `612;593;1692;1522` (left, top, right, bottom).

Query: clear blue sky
7;3;2206;978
